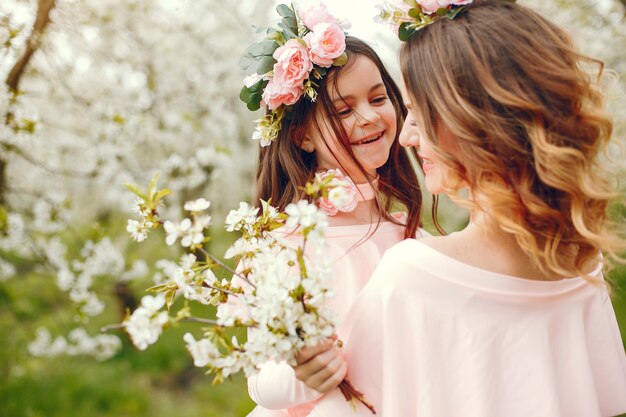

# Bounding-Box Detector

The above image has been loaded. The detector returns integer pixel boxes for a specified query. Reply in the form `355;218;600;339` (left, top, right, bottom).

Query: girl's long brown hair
256;36;423;238
400;0;625;277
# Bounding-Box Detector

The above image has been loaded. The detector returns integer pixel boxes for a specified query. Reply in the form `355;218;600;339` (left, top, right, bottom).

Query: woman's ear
300;137;315;153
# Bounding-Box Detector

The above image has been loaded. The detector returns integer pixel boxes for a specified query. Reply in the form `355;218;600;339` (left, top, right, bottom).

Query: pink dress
308;239;626;417
247;221;429;417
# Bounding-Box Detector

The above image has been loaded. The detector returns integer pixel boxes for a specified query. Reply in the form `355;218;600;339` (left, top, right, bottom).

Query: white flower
285;200;324;229
140;293;166;313
126;219;151;242
225;202;259;232
163;218;192;246
243;73;264;88
131;198;150;217
124;305;169;351
183;333;220;367
184;198;211;212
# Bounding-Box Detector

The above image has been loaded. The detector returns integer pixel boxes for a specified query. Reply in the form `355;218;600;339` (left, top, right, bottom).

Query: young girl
308;1;626;416
241;3;427;417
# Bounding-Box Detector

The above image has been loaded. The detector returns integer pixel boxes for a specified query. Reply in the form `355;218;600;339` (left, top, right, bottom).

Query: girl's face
301;55;397;183
399;91;456;195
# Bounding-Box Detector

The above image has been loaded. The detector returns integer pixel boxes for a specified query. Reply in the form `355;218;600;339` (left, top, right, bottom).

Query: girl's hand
293;339;348;393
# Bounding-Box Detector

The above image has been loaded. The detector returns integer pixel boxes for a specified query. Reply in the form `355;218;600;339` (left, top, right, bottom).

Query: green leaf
398;22;415;42
239;55;258;71
248;79;267;93
332;52;348;67
256;55;276;75
250;39;280;56
276;4;295;18
239;85;253;103
281;16;297;30
403;0;418;7
123;183;147;200
240;40;279;71
153;188;171;203
147;173;161;200
408;7;422;19
247;92;263;111
266;29;286;45
279;23;298;40
165;289;176;310
446;6;465;19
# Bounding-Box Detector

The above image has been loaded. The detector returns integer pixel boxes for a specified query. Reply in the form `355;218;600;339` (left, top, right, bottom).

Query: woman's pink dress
308;239;626;417
247;221;428;417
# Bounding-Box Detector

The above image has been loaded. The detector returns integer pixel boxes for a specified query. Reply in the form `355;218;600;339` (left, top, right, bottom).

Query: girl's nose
355;105;381;127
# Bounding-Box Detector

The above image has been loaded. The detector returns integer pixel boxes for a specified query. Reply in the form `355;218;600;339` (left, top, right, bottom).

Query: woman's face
302;55;397;183
399;89;458;195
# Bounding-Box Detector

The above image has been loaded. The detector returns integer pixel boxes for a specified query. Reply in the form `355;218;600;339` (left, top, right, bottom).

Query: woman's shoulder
383;237;438;266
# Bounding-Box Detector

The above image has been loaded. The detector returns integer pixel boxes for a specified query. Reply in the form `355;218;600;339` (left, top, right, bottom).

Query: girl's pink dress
308;239;626;417
247;221;428;417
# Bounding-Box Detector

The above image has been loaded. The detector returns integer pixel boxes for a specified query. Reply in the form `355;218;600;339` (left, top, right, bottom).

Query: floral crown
375;0;472;41
239;2;350;147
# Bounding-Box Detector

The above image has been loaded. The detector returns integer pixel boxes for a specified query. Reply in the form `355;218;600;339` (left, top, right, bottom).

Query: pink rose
419;0;471;14
272;39;313;88
262;79;303;110
298;3;336;30
304;22;346;68
316;169;358;216
417;0;443;14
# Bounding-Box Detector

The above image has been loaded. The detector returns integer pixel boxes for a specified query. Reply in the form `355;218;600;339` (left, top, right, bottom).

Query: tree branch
5;0;57;92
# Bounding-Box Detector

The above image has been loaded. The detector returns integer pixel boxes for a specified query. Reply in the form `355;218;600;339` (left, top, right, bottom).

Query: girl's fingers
294;346;347;392
295;339;333;365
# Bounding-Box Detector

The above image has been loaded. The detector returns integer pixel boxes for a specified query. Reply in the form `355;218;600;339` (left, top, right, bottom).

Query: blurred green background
1;0;625;416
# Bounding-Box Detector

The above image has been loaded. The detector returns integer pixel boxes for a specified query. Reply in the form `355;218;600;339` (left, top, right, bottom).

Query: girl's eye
337;108;352;117
372;96;388;104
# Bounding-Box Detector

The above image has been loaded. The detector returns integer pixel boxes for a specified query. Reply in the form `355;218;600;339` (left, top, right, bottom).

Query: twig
100;323;125;332
197;248;257;290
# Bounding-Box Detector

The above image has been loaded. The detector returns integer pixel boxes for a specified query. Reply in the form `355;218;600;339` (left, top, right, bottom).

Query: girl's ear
300;137;315;153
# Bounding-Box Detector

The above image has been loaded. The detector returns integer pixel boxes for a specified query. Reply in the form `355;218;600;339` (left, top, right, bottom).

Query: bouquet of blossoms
117;173;376;413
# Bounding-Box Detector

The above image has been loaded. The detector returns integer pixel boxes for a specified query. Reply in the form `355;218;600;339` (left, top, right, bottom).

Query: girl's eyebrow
332;83;386;104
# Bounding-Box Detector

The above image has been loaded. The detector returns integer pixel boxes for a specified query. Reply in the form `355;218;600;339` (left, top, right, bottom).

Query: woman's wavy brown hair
400;0;624;277
256;36;423;239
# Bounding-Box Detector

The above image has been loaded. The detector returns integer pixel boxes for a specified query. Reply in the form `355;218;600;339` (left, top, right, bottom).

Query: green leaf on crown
281;16;298;31
239;81;260;111
278;21;298;40
266;28;286;45
408;7;423;19
239;79;266;102
256;55;276;75
398;22;415;42
332;52;348;67
276;4;295;18
446;6;465;19
403;0;419;7
312;67;327;79
239;39;279;71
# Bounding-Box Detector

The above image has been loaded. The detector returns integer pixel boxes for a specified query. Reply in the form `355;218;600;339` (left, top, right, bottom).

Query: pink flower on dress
304;22;346;68
316;169;358;216
298;2;336;29
262;78;304;110
418;0;472;14
272;39;313;88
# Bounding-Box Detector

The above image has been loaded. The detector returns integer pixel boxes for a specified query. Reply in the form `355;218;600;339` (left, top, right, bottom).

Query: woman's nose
399;122;419;148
